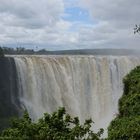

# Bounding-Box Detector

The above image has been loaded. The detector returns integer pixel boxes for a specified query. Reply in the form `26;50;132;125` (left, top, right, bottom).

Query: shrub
107;66;140;140
0;108;103;140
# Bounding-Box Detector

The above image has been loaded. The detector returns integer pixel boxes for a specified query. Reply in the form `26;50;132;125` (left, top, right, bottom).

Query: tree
0;107;104;140
134;24;140;34
107;66;140;140
0;47;4;57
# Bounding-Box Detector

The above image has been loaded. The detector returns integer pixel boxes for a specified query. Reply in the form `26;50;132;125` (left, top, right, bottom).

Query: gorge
0;55;140;135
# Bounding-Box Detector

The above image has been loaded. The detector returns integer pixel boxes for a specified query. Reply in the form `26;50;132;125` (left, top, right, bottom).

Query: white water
13;55;140;135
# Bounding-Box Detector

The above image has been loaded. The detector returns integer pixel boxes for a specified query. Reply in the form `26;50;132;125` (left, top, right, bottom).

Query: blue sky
0;0;140;50
63;7;92;24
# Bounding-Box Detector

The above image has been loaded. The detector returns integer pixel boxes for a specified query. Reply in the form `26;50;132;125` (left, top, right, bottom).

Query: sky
0;0;140;50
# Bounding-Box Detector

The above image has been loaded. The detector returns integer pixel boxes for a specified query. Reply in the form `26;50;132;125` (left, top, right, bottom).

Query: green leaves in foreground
134;25;140;34
119;93;140;117
0;107;103;140
108;116;140;140
107;66;140;140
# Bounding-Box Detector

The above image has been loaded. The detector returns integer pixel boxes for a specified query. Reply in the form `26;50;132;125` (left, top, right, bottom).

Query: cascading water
13;55;140;136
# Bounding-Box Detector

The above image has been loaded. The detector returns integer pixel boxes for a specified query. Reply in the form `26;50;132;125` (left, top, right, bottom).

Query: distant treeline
1;46;140;55
0;47;48;55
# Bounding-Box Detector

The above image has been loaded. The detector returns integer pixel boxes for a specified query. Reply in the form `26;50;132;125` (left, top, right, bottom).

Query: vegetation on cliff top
107;66;140;140
0;47;4;57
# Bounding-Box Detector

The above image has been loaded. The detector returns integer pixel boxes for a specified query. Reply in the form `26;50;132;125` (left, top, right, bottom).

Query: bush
123;66;140;95
119;93;140;117
0;47;4;57
108;116;140;140
107;66;140;140
0;108;104;140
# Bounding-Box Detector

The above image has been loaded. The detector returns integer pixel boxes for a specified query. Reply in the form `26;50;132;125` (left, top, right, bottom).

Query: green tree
0;107;104;140
134;24;140;34
107;66;140;140
0;47;4;57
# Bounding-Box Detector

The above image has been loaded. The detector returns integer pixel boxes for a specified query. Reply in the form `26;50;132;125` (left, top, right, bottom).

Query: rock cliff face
0;57;21;131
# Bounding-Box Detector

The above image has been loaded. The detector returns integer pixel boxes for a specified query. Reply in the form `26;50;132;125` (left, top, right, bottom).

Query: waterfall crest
13;55;140;133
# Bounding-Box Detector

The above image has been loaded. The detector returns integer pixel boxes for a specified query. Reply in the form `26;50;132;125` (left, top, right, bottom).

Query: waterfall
13;55;140;135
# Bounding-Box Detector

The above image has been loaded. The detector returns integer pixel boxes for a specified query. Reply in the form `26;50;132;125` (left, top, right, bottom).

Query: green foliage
123;66;140;95
0;107;103;140
108;116;140;140
107;66;140;140
119;93;140;117
134;25;140;34
0;47;4;57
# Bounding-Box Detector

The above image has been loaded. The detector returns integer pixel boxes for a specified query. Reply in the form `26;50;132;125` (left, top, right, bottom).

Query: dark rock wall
0;57;21;131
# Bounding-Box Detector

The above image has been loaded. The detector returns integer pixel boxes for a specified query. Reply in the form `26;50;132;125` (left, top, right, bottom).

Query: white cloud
0;0;140;50
0;0;64;28
0;0;81;49
77;0;140;49
81;0;140;26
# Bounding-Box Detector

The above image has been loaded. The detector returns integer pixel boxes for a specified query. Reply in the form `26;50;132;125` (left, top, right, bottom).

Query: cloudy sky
0;0;140;50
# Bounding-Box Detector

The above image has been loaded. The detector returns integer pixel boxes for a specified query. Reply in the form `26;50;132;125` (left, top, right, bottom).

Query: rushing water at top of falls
13;55;140;136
